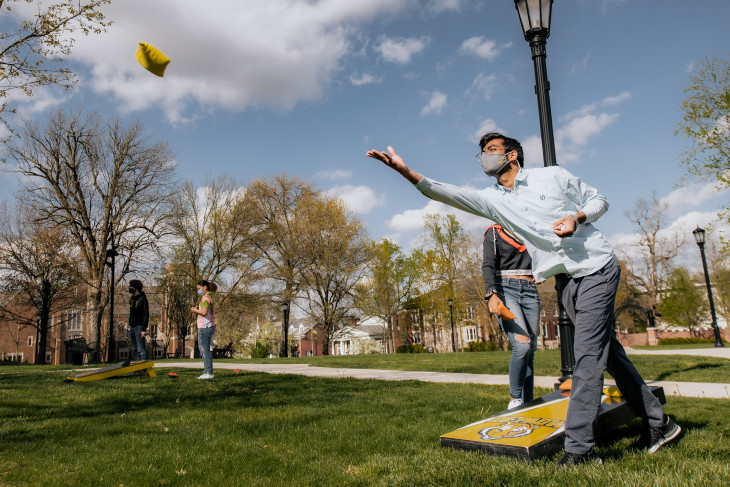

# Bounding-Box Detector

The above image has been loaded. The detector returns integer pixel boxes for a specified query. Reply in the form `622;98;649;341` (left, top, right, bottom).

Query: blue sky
2;0;729;271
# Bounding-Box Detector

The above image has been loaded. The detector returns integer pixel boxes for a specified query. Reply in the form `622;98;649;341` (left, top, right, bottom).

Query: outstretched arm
366;146;423;185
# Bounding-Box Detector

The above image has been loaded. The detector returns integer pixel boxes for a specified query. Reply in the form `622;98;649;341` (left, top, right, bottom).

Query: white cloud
660;182;729;216
522;135;544;168
459;37;511;61
568;54;590;75
326;185;385;214
375;36;429;64
426;0;464;14
386;193;493;234
421;91;447;116
469;118;505;144
315;169;352;181
349;73;382;86
3;85;70;116
610;210;729;273
602;91;631;106
549;92;631;163
29;0;413;124
466;73;499;101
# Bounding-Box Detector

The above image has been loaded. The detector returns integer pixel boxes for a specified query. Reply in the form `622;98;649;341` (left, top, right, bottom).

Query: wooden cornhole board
65;360;156;382
440;384;666;462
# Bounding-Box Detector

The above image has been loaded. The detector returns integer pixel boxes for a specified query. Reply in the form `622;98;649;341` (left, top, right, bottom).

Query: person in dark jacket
483;224;540;410
128;279;149;361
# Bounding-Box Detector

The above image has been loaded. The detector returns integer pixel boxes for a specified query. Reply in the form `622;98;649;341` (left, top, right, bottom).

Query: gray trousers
556;255;665;454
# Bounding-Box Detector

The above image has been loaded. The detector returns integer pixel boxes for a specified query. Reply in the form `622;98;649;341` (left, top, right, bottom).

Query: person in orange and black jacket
483;224;541;410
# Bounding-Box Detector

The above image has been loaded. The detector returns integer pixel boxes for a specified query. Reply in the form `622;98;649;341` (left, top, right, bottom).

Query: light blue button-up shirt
415;166;615;282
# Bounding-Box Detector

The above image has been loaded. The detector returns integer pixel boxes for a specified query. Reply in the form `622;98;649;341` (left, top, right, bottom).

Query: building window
153;347;164;358
412;331;421;344
118;349;129;360
67;310;82;331
466;307;475;320
8;353;23;362
306;350;313;357
45;351;53;364
27;336;33;347
466;328;477;341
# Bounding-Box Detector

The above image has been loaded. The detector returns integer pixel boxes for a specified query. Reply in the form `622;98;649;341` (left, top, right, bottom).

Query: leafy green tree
298;193;371;355
658;267;708;335
675;53;730;247
0;0;111;140
354;239;420;353
417;214;471;351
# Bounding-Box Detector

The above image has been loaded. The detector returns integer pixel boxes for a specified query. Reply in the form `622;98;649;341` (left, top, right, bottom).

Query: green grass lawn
213;349;730;384
1;366;729;486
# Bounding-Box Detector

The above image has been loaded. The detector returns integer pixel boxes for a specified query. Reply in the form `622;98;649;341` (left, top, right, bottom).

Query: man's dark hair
479;132;524;168
129;279;143;291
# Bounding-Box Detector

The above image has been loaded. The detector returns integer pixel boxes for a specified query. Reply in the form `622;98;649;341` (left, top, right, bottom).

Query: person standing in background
191;280;217;379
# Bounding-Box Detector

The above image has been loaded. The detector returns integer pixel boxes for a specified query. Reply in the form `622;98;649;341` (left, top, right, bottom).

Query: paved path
625;346;730;359
156;361;730;399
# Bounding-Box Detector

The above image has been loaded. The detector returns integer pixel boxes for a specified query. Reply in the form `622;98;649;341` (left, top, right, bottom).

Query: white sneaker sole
648;424;681;453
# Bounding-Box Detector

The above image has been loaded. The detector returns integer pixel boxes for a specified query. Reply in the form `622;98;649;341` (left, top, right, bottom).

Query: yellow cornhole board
65;360;156;382
441;385;665;462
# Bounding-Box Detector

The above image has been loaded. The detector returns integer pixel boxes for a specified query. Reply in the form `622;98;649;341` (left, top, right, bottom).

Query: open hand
366;146;406;171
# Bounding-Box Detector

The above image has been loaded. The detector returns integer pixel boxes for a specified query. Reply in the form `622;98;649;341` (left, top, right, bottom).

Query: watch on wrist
485;289;499;300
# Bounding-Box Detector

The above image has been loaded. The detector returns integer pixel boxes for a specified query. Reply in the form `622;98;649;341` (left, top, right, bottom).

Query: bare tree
621;192;683;312
7;109;178;360
0;0;111;140
0;200;78;363
162;174;258;354
298;193;370;355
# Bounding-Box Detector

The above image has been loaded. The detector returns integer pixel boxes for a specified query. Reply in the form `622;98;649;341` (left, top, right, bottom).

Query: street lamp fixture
280;301;290;357
448;297;456;353
514;0;575;382
105;247;120;363
692;226;725;347
514;0;556;167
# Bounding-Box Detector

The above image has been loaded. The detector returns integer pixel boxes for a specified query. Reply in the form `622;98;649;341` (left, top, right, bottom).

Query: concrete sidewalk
156;362;730;399
625;346;730;359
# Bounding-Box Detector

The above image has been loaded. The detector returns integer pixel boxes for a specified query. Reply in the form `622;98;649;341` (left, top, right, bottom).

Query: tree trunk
35;280;52;364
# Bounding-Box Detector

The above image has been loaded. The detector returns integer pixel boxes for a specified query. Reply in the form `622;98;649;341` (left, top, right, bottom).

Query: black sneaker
121;360;131;367
557;448;603;468
638;415;681;453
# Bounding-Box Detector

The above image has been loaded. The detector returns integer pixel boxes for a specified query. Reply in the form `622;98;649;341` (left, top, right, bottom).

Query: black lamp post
448;297;456;353
105;247;120;362
514;0;575;383
280;301;290;357
692;226;725;347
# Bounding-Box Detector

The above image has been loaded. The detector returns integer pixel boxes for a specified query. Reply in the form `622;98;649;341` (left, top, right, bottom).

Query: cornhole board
440;385;665;462
65;360;156;382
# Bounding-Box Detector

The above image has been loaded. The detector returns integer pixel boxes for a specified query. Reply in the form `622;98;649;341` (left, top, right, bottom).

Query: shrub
396;344;426;353
464;341;499;352
657;337;729;345
251;342;272;358
353;338;382;355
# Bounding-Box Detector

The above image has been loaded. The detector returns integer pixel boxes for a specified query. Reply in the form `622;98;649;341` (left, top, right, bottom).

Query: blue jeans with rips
496;277;541;402
198;325;216;375
129;325;148;361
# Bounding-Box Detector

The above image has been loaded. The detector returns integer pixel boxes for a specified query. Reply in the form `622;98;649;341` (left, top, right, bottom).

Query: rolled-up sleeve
560;169;609;224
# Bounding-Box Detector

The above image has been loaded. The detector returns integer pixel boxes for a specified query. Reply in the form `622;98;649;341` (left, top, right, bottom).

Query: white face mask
478;151;511;177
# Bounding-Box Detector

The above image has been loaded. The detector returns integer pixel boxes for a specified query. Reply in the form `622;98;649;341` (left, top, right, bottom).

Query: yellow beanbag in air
136;42;170;77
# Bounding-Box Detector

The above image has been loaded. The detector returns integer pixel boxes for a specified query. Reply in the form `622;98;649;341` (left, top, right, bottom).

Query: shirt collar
493;167;526;193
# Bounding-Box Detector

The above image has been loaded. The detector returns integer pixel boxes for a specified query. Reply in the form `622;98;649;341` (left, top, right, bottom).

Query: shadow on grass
654;362;723;382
